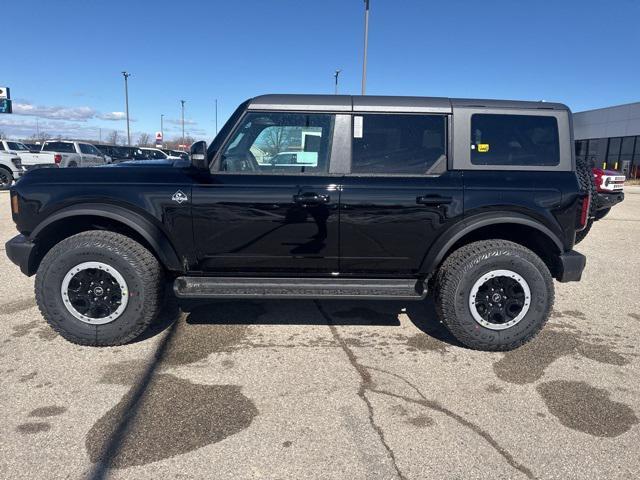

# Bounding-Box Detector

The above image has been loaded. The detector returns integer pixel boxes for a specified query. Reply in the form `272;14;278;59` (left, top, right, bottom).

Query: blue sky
3;0;639;142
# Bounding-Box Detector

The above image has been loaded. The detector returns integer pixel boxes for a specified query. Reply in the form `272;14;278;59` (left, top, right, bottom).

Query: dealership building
573;102;640;178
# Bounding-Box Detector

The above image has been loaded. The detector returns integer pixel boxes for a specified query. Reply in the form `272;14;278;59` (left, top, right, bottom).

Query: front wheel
435;240;554;351
0;167;14;190
35;231;163;346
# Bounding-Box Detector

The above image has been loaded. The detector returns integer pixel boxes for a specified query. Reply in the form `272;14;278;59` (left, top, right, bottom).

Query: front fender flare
30;203;183;272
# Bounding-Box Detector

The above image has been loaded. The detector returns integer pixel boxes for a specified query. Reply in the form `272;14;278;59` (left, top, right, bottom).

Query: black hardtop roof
247;94;569;113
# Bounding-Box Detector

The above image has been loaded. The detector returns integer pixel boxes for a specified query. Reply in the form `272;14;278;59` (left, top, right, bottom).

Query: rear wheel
435;240;554;351
35;231;163;346
0;167;14;190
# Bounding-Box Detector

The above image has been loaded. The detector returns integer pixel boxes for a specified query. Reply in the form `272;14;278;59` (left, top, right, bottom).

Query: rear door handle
416;195;453;206
293;193;330;205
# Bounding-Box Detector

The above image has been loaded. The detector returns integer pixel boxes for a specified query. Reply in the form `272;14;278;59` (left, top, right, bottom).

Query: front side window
219;112;333;174
351;114;446;175
471;114;559;166
79;144;93;154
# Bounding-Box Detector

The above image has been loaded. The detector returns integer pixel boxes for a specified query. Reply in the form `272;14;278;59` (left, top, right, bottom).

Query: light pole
215;99;218;135
334;69;342;95
361;0;370;95
121;71;131;145
160;114;164;147
180;100;185;151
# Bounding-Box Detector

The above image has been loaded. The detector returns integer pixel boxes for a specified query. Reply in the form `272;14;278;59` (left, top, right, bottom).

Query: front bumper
557;250;586;282
5;234;37;276
594;191;624;211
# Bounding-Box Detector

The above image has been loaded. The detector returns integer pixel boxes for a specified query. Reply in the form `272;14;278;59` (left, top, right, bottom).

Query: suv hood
16;162;194;186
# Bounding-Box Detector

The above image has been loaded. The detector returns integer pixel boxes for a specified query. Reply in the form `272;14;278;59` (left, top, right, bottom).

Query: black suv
5;95;589;351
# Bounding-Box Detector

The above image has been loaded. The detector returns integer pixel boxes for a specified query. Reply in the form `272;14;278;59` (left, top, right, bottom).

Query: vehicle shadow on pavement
88;300;183;480
174;296;461;347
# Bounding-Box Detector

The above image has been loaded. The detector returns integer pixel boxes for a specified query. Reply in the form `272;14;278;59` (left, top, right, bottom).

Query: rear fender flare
420;212;564;275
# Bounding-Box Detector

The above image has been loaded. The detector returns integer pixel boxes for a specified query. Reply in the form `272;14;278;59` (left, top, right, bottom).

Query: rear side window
43;142;75;153
351;114;446;174
471;114;559;166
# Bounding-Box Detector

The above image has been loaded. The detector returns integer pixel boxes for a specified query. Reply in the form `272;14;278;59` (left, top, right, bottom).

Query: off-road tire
35;230;163;346
574;218;594;245
0;167;14;190
434;240;554;351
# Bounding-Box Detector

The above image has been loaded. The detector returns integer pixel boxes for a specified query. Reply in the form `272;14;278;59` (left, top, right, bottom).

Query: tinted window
220;112;333;174
471;114;559;166
7;142;28;151
351;114;446;174
621;136;635;155
575;140;588;156
79;143;93;154
0;143;4;151
43;142;75;153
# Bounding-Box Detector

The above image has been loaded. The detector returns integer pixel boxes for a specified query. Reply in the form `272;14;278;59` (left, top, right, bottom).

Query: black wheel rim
61;262;129;324
66;268;122;318
469;270;531;330
0;171;11;187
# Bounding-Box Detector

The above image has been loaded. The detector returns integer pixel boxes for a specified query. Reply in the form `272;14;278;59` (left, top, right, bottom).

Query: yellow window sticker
477;143;490;153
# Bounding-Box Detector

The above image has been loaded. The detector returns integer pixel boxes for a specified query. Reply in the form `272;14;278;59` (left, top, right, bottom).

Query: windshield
7;142;29;151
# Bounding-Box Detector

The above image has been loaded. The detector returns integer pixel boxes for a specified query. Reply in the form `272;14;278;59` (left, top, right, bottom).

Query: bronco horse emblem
171;190;188;204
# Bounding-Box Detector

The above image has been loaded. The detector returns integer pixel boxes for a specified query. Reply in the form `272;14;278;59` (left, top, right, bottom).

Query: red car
576;167;625;243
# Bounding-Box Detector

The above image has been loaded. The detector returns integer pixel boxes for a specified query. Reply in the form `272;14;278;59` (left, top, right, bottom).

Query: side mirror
190;141;208;169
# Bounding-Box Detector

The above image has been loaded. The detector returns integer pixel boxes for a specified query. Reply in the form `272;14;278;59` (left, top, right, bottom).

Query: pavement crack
315;301;407;480
315;301;537;480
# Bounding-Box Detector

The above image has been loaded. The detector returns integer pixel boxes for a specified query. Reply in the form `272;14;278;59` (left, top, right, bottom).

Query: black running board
173;277;426;300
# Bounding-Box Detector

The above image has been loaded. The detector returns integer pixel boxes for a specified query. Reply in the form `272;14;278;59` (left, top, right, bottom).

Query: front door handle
416;195;453;206
293;193;330;205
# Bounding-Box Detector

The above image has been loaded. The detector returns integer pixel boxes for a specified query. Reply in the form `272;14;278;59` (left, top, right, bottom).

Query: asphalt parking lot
1;189;639;480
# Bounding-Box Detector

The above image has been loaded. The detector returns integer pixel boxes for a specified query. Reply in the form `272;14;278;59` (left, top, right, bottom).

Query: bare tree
164;135;195;150
137;133;151;147
106;130;119;145
29;132;51;142
262;127;289;156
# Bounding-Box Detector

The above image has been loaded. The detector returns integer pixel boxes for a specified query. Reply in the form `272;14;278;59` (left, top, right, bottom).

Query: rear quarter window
471;114;559;167
42;142;76;153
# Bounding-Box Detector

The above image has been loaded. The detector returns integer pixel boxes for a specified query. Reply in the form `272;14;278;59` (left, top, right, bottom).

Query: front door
192;111;340;274
339;113;463;276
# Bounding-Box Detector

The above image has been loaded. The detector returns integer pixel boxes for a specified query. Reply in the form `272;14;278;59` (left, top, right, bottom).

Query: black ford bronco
5;95;590;351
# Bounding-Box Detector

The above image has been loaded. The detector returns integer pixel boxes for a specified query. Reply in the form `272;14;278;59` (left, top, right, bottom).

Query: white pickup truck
0;140;56;170
0;151;25;189
38;140;108;168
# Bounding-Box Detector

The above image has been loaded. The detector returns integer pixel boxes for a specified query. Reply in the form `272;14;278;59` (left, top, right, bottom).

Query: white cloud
13;102;96;121
97;111;127;121
164;117;198;126
12;101;133;122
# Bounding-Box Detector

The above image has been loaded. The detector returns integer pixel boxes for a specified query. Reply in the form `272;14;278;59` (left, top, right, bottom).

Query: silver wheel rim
468;269;531;331
61;262;129;325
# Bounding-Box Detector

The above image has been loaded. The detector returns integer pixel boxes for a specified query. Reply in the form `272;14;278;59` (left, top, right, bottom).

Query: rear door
192;110;344;274
339;112;463;276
